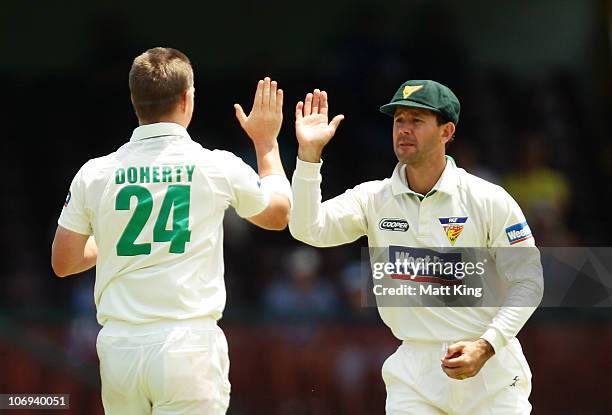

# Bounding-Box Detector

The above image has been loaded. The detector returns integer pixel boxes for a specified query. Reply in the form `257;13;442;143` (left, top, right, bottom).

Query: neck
139;114;189;128
405;154;447;195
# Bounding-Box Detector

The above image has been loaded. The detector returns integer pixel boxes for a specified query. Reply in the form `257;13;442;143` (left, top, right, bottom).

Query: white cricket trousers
96;317;230;415
382;337;532;415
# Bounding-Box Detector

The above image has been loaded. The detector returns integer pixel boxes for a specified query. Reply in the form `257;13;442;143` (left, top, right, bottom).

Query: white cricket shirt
290;156;543;352
58;123;269;325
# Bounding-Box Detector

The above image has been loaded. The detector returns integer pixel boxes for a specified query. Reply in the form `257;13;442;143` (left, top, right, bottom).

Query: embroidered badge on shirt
438;217;468;245
379;218;409;232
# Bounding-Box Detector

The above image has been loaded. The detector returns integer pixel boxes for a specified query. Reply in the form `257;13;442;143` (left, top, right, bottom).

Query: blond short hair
129;47;193;122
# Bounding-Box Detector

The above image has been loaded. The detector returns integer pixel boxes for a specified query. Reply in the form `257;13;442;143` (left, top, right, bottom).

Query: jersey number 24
115;185;191;256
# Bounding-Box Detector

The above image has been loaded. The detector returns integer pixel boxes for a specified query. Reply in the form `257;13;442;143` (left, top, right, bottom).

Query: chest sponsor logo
505;221;532;245
388;246;464;285
438;216;468;246
379;218;409;232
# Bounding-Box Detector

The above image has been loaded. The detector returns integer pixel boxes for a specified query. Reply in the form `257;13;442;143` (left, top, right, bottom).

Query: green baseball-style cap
379;80;460;125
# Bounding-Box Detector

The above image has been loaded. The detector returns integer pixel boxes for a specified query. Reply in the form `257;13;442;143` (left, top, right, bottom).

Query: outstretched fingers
252;79;264;111
262;76;270;108
262;77;271;109
304;93;313;116
234;104;247;127
269;80;277;111
295;101;304;120
329;114;344;132
311;89;320;114
320;90;329;116
276;88;283;115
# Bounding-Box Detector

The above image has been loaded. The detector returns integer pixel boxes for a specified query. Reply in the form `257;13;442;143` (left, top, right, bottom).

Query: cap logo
402;85;424;99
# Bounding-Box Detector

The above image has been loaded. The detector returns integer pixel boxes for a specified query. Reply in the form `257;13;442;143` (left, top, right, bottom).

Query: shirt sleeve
221;152;270;218
480;188;544;352
289;158;368;247
58;165;93;235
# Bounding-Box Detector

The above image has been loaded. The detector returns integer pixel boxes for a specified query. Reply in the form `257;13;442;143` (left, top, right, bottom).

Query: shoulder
76;152;118;183
206;149;256;177
456;168;515;206
350;178;391;196
208;149;243;164
455;168;526;223
340;179;392;212
344;179;391;203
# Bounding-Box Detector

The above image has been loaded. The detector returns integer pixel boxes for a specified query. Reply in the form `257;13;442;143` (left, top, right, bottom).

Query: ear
130;94;144;124
179;89;189;113
181;87;195;113
441;122;456;144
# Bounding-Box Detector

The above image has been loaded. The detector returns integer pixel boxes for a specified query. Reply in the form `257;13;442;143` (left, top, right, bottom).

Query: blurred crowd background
1;0;612;414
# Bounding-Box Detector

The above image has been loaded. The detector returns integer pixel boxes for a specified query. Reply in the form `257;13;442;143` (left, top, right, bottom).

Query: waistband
401;339;454;354
100;316;218;337
401;337;518;352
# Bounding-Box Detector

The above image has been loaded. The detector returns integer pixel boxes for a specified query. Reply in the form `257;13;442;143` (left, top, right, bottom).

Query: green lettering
174;166;182;182
115;168;125;184
127;167;138;184
115;185;153;256
152;166;160;183
162;166;172;182
186;165;195;182
139;166;150;183
153;185;191;253
115;185;192;256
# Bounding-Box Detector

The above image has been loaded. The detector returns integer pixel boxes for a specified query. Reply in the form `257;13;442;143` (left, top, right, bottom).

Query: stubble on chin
394;148;419;166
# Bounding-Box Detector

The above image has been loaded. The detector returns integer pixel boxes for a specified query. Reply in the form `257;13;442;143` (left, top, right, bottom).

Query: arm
289;89;367;247
442;191;543;380
481;193;544;350
51;226;97;277
480;193;543;351
52;164;97;277
291;159;369;247
234;77;291;230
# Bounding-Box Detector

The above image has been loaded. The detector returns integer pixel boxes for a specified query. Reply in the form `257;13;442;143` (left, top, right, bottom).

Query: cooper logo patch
505;221;532;245
379;218;409;232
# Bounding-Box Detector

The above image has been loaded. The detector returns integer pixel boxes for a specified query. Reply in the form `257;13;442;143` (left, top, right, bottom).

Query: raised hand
295;89;344;162
234;77;283;149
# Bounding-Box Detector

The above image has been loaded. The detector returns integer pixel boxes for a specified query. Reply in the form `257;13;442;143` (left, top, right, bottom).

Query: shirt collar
391;155;459;197
129;122;190;142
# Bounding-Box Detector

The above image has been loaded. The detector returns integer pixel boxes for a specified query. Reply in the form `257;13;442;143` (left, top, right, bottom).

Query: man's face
392;107;450;165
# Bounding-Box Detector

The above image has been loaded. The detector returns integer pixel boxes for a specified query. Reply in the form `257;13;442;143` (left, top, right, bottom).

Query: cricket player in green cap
289;80;543;414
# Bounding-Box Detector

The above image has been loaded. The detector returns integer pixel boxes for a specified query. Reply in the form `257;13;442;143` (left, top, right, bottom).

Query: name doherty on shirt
115;165;196;184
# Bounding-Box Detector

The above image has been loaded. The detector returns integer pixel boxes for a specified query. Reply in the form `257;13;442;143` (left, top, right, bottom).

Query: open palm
295;89;344;150
235;77;283;146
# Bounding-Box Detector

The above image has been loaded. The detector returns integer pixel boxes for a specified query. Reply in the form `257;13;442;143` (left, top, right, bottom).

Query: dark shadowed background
1;0;612;414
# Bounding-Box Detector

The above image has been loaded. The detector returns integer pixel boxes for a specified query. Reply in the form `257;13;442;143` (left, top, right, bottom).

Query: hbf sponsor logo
505;221;532;245
379;218;409;232
438;216;468;245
